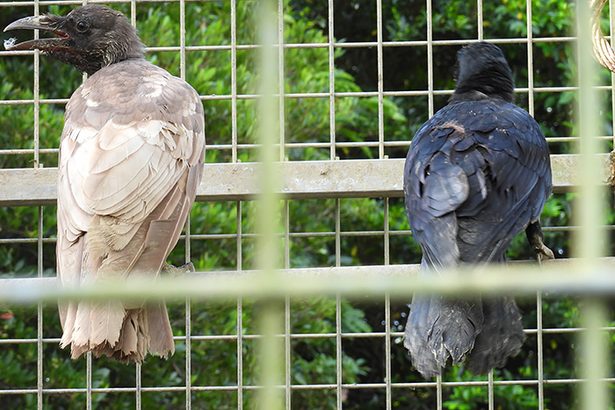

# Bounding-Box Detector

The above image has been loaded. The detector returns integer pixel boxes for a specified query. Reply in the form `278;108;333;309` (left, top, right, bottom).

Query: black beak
4;15;68;51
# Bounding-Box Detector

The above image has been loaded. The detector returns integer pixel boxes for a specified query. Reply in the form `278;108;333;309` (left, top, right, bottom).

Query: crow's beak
4;15;55;32
4;15;68;51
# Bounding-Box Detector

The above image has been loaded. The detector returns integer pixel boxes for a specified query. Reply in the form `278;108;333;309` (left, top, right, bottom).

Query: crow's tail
466;297;525;374
404;295;484;378
404;295;525;378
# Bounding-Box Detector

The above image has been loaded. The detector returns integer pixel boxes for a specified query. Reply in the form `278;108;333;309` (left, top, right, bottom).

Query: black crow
5;5;205;362
403;42;553;378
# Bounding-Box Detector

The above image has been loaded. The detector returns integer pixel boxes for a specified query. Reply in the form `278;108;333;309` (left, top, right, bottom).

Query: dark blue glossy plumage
403;42;552;378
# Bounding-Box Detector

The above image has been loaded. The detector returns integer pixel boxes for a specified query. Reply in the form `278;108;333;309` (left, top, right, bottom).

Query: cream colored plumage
56;59;205;362
4;5;205;362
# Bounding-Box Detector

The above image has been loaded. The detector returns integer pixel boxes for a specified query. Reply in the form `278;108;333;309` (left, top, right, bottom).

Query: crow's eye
76;20;89;33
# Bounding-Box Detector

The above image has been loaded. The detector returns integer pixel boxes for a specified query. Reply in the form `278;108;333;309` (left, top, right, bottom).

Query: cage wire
0;0;613;409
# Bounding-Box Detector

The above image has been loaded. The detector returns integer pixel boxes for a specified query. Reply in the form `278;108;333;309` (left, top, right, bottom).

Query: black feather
403;42;551;378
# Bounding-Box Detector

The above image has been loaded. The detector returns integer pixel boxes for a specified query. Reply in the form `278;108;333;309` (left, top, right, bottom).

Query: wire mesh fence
0;0;614;409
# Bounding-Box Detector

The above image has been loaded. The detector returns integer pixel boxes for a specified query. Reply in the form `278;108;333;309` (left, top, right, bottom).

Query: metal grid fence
0;0;613;409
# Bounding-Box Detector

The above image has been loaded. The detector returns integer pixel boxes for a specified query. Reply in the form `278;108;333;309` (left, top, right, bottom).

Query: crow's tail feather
466;297;525;374
404;295;484;378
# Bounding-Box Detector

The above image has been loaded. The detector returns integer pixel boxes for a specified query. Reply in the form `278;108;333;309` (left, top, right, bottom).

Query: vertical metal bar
33;1;40;169
427;1;437;404
78;6;89;367
284;295;291;410
426;0;434;118
231;0;238;163
278;0;286;162
179;0;186;80
256;0;282;407
328;0;336;160
130;0;137;26
236;202;243;410
237;201;243;271
487;370;494;410
479;10;491;410
34;0;43;400
335;294;342;410
576;1;609;409
232;1;241;402
37;206;43;410
34;0;43;394
576;0;603;262
129;7;141;410
384;200;390;266
232;22;242;403
283;202;290;270
276;18;289;404
477;0;483;40
335;204;340;267
335;199;342;410
526;0;535;116
178;2;192;408
184;224;192;409
384;295;392;410
233;0;242;389
376;0;385;159
86;352;92;410
525;4;543;409
384;199;391;410
580;301;609;410
284;202;291;409
135;363;142;410
184;220;192;410
82;1;88;86
436;374;442;410
536;292;544;410
78;0;89;375
256;1;280;267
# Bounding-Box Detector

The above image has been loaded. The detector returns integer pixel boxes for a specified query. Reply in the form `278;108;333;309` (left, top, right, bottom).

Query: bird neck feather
452;68;514;102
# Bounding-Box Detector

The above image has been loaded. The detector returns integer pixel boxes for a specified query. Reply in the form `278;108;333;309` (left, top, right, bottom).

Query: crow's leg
162;262;195;277
525;221;554;263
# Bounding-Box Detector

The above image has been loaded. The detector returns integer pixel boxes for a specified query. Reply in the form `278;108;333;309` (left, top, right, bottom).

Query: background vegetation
0;0;614;409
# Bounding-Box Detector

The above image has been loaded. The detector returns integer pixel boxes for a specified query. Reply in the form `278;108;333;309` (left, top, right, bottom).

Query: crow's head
454;42;514;102
4;5;144;75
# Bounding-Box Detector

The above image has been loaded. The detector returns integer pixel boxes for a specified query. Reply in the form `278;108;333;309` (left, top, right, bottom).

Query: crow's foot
534;242;555;264
162;262;195;277
526;221;554;265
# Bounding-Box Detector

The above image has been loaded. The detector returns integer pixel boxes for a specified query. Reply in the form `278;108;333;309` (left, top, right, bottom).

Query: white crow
5;5;205;362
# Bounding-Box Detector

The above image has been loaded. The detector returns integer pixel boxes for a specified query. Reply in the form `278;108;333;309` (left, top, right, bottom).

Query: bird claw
534;243;555;264
162;262;195;277
526;222;554;265
179;262;196;273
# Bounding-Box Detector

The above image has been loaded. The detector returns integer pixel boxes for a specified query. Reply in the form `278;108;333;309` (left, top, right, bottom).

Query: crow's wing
57;60;205;353
404;99;551;266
